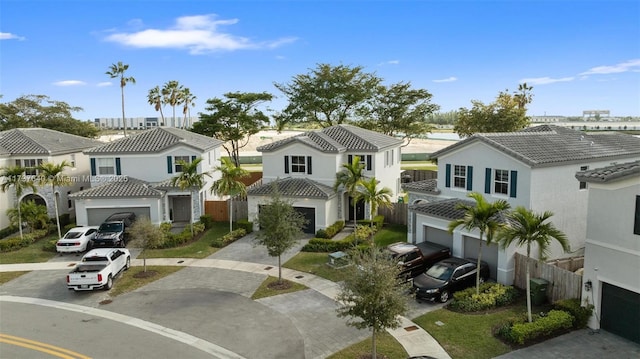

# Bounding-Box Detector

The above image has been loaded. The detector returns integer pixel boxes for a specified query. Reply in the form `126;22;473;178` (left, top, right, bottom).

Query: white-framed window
453;165;466;189
97;158;115;175
494;169;509;195
291;156;306;173
174;156;191;173
579;166;588;189
70;154;76;168
15;159;43;176
356;154;369;170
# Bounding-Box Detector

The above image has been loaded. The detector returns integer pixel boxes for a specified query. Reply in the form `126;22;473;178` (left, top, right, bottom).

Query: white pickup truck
66;248;131;291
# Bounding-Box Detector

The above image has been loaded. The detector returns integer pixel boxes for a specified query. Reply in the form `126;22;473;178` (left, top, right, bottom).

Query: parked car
413;257;490;303
93;212;137;248
56;226;99;253
66;247;131;291
386;241;451;280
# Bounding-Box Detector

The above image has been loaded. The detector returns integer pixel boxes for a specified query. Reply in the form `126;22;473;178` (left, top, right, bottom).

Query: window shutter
307;156;312;174
367;155;372;170
445;164;451;188
485;168;492;194
15;159;21;167
167;156;173;174
115;157;121;175
510;170;518;198
348;155;353;164
284;156;289;174
90;158;96;176
466;166;473;191
191;155;197;162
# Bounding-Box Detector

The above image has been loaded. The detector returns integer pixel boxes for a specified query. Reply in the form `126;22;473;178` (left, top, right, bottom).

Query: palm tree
162;80;184;128
180;88;196;129
147;86;165;125
209;157;250;232
169;158;209;238
497;206;569;322
354;177;393;233
37;161;72;239
0;166;37;240
106;61;136;136
448;192;510;295
334;156;365;228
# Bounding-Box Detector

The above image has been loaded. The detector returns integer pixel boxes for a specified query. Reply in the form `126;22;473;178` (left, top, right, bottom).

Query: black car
413;257;490;303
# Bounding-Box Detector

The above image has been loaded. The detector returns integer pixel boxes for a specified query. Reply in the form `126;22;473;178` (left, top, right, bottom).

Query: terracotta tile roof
402;179;440;194
0;128;103;156
70;177;164;199
247;177;336;199
85;127;223;154
575;160;640;183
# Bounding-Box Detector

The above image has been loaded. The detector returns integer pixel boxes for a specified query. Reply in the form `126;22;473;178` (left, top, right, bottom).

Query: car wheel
439;290;450;303
105;275;113;290
125;257;130;270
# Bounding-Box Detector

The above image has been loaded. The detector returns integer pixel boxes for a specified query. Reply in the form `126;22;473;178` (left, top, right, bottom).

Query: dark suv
93;212;137;248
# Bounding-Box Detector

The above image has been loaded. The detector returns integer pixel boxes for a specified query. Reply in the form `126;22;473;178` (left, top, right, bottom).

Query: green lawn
327;332;408;359
401;161;438;171
142;222;230;259
251;276;308;300
0;271;29;285
0;234;58;264
108;266;184;297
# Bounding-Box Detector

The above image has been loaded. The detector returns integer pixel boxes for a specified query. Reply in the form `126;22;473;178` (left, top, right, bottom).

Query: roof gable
85;128;223;154
0;128;103;156
247;177;335;199
70;177;163;199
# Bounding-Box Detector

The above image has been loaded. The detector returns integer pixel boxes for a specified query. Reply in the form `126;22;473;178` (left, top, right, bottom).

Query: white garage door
463;236;499;280
87;207;151;226
423;226;453;249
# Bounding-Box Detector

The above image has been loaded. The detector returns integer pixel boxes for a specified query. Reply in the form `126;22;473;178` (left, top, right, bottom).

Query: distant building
530;115;566;123
583;110;610;120
93;116;201;130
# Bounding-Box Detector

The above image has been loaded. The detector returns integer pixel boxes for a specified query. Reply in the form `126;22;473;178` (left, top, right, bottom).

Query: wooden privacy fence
204;200;248;222
513;252;583;302
378;203;408;225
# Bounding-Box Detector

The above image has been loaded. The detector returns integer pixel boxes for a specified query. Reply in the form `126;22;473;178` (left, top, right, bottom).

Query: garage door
87;207;151;226
601;283;640;344
423;226;453;249
294;207;315;234
464;236;499;280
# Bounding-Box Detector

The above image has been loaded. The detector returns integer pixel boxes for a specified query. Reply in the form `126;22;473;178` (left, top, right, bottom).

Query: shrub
212;228;247;248
449;282;520;312
315;229;328;239
302;234;359;252
58;213;71;227
42;239;58;252
321;220;345;239
199;214;214;229
505;310;574;345
0;225;19;239
63;223;78;232
553;298;594;329
159;222;172;233
234;220;253;234
0;229;48;252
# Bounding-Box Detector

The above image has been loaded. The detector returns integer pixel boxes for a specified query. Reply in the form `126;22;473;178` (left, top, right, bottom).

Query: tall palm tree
106;61;136;136
354;177;393;232
37;161;72;239
180;88;196;129
209;157;250;232
334;156;365;228
169;158;209;238
162;80;184;128
448;192;510;295
0;166;37;240
147;86;165;125
497;206;569;322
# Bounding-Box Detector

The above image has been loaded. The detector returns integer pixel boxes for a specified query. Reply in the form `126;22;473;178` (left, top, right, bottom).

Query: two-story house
404;125;640;284
0;128;102;229
576;161;640;345
71;127;223;226
247;124;403;234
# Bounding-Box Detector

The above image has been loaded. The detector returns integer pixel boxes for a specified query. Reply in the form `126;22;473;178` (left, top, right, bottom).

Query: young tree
497;206;569;323
192;92;272;167
106;61;136;136
37;161;72;239
274;63;381;130
162;80;185;128
336;248;409;359
448;192;510;295
333;156;365;228
354;177;393;231
209;157;250;232
254;187;307;283
7;200;49;233
147;86;165;124
169;158;209;238
127;217;165;272
0;166;36;240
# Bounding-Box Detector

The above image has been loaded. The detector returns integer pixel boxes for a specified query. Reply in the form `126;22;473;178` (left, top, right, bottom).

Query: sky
1;0;639;122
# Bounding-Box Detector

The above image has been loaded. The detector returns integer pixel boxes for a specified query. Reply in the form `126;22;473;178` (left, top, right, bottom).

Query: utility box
328;251;348;268
530;278;549;305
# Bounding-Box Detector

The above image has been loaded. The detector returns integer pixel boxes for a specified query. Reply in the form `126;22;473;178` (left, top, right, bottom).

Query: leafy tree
106;61;136;136
497;206;569;323
162;80;185;128
0;95;98;137
336;248;409;359
147;86;165;124
448;192;510;295
37;161;71;239
428;110;459;125
169;158;209;238
193;92;272;167
7;200;49;233
454;83;534;137
209;157;250;232
0;166;37;240
254;186;307;283
128;217;165;272
358;82;439;146
274;63;381;130
180;87;197;129
333;156;365;228
354;177;393;231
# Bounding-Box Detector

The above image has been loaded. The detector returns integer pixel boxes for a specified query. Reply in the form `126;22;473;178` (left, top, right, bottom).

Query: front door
348;196;365;222
172;196;191;222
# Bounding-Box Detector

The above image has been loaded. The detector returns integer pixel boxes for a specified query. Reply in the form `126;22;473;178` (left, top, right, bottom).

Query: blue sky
1;0;639;121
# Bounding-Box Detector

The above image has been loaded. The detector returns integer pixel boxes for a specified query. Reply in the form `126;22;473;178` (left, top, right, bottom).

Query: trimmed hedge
316;220;345;239
502;310;574;345
357;215;384;230
157;222;206;248
302;234;358;252
233;220;254;234
449;282;520;312
553;298;594;329
0;229;49;252
211;228;247;248
0;226;19;239
199;214;214;229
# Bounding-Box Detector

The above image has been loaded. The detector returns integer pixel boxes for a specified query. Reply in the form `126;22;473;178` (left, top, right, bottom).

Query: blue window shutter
90;158;96;176
284;156;289;174
367;155;372;170
485;168;492;194
348;155;353;164
191;155;197;162
445;164;451;188
307;156;312;174
115;157;121;175
167;156;173;174
510;170;518;198
466;166;473;191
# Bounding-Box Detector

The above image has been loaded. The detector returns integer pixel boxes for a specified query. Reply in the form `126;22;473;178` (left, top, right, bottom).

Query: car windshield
99;223;123;232
63;231;83;239
425;264;454;281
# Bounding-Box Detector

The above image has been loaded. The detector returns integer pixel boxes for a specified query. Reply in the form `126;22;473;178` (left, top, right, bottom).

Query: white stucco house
576;161;640;344
0;128;102;229
404;125;640;284
71;127;223;226
247;124;403;234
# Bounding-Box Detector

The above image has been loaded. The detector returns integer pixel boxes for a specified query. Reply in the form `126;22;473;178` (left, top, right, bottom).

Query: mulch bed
267;280;293;290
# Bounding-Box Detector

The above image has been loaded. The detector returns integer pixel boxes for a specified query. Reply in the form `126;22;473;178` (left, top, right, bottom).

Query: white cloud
104;14;296;54
377;60;400;66
579;59;640;75
433;77;457;83
97;82;112;87
0;32;26;41
520;76;574;85
53;80;86;86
